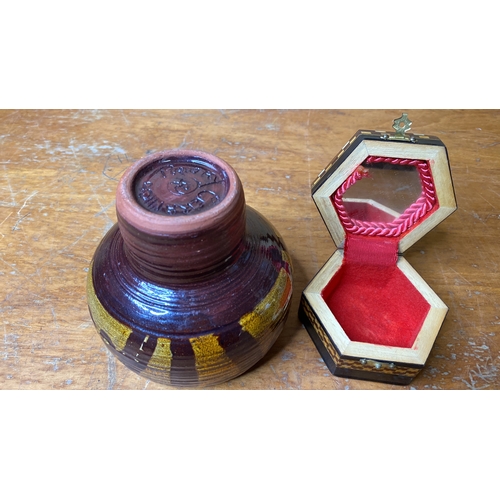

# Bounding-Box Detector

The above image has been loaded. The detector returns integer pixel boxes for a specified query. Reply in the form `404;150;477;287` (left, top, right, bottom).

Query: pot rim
116;149;243;236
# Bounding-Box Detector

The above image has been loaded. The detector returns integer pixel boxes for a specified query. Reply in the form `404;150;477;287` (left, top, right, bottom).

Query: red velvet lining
321;234;430;348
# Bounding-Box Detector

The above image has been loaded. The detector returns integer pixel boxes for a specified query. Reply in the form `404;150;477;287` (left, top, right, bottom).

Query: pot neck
115;150;247;284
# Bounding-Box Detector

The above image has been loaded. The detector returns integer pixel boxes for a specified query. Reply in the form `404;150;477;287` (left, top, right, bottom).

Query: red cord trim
333;156;437;237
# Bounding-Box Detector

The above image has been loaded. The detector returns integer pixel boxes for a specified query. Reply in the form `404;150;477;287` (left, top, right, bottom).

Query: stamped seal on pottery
134;157;228;215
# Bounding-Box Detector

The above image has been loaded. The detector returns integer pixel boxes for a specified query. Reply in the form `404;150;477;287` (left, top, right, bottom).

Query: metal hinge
360;358;396;370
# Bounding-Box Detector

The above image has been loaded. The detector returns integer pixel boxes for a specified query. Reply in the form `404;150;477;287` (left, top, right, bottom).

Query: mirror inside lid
312;114;457;253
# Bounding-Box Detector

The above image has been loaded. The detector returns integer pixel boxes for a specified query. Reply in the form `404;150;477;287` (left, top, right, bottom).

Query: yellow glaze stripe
190;334;240;382
86;261;132;351
148;337;172;370
239;261;293;340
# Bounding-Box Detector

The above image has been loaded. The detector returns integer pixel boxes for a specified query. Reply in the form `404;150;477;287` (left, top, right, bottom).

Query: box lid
312;115;457;253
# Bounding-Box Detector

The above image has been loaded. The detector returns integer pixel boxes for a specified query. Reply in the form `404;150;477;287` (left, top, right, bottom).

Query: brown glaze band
116;150;246;283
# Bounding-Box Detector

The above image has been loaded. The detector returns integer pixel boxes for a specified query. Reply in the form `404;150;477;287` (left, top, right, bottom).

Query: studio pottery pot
87;150;293;387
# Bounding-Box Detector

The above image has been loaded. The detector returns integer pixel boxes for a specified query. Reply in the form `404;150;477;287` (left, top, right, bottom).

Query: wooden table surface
1;109;499;390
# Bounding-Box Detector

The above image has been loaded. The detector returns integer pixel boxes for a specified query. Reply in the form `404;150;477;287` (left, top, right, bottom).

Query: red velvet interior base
321;235;430;348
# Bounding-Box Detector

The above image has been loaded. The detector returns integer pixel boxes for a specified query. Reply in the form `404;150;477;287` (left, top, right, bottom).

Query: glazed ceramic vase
87;150;293;387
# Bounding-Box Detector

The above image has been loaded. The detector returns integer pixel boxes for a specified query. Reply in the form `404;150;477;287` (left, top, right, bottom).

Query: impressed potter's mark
134;158;228;216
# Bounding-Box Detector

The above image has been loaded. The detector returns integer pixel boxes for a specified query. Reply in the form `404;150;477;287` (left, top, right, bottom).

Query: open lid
312;115;457;253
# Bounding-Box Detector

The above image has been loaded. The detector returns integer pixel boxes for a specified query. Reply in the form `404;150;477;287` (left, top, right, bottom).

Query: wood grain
1;109;499;390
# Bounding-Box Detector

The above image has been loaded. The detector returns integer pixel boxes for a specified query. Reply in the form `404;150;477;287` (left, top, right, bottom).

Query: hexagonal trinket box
299;115;457;385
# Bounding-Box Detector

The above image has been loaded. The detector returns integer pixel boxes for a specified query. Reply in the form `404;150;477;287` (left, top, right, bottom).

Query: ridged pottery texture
86;150;293;387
